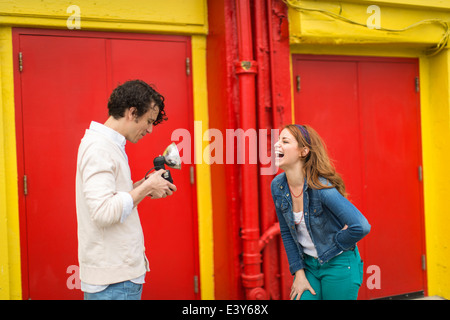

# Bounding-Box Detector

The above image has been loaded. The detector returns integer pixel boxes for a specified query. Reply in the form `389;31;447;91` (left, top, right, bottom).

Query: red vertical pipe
207;0;244;299
253;0;282;300
235;0;267;300
266;0;293;300
267;0;292;128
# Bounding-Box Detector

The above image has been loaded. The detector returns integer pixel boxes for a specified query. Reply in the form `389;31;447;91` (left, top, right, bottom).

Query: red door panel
16;34;108;300
292;55;426;300
358;61;425;298
14;29;198;300
293;59;364;207
108;38;198;300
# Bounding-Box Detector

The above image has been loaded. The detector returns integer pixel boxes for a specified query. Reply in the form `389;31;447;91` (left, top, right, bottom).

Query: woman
271;124;371;300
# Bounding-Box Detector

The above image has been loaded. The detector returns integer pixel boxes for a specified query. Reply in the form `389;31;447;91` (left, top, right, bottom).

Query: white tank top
293;211;318;258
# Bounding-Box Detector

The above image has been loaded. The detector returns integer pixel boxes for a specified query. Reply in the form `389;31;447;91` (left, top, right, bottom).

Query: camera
145;142;181;184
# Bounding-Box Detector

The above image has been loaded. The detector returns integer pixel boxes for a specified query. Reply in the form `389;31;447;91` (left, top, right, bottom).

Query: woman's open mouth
275;151;284;159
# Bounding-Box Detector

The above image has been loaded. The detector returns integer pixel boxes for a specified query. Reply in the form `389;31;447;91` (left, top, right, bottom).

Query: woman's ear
300;147;310;159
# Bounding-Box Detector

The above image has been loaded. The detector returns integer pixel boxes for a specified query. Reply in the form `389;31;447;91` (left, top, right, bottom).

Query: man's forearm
129;183;150;208
133;178;145;189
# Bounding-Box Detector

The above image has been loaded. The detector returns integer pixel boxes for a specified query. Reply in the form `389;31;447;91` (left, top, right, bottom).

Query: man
75;80;176;300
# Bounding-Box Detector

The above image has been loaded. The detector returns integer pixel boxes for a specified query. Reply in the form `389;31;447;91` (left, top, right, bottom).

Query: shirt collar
89;121;126;150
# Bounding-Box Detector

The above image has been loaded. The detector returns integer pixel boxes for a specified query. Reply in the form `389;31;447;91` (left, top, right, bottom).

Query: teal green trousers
300;247;364;300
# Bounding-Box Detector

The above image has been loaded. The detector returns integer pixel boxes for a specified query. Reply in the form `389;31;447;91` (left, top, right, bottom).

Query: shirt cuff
118;191;134;223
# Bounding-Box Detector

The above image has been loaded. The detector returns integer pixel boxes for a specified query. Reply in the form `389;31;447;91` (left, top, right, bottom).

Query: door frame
12;27;201;299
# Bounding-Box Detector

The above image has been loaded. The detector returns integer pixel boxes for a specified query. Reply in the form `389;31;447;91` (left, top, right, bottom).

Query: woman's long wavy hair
284;124;347;197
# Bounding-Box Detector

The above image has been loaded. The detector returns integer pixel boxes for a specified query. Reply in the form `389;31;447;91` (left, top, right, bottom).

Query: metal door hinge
421;254;426;270
186;57;191;76
19;52;23;72
194;275;199;294
296;75;301;92
23;175;28;195
415;76;420;93
418;165;423;182
190;166;195;185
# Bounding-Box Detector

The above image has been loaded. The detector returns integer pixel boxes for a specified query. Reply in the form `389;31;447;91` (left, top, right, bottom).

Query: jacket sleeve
319;186;371;251
79;144;125;228
271;179;305;275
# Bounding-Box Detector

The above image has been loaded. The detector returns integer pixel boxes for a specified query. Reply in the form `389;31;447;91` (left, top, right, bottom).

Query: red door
292;55;426;299
13;29;199;300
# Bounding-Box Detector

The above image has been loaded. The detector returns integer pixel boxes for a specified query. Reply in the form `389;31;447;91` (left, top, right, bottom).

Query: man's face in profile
126;103;160;144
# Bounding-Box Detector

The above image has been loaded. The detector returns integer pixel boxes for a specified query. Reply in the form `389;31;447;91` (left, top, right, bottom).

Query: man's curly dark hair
107;80;167;125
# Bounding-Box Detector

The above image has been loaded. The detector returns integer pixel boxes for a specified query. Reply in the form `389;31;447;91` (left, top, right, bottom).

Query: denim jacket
271;172;371;275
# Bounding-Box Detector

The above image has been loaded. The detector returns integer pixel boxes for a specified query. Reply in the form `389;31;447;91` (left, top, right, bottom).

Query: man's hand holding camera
130;169;177;206
145;169;177;199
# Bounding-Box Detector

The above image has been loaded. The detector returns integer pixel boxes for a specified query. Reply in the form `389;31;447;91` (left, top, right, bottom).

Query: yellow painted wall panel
420;51;450;299
0;26;21;300
191;35;215;300
286;0;449;53
347;0;450;10
0;0;206;25
0;0;208;34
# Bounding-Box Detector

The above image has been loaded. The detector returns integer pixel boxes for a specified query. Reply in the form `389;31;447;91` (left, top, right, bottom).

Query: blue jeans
84;281;143;300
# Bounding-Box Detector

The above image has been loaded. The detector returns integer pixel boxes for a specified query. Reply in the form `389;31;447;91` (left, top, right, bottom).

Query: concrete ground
413;295;446;300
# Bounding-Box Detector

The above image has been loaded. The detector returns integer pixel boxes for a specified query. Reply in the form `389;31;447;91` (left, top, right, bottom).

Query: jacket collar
275;172;308;197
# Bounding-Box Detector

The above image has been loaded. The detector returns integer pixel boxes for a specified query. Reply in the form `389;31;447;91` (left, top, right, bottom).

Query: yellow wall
0;26;22;300
0;0;207;34
287;0;450;299
287;0;449;50
0;0;214;300
420;50;450;299
191;35;215;300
